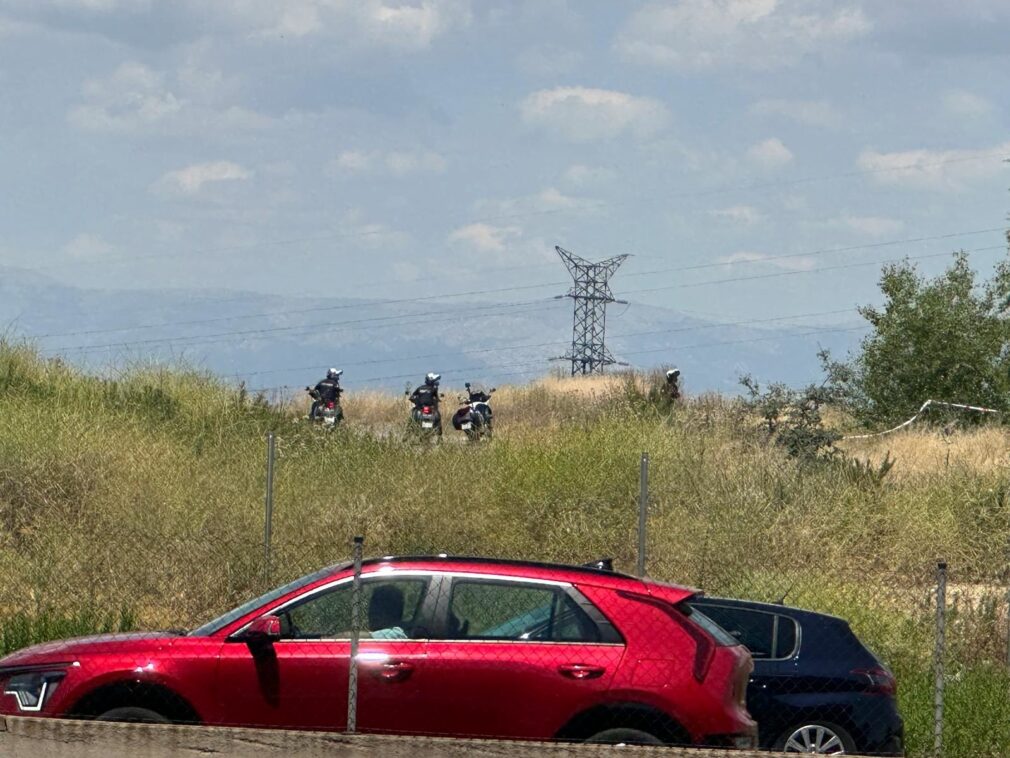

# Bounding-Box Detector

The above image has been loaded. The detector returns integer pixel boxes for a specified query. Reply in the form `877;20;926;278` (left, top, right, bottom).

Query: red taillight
853;667;897;696
422;406;431;414
326;402;335;409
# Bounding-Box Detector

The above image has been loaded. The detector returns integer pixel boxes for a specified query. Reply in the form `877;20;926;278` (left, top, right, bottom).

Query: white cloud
449;223;521;252
721;251;814;271
11;0;152;10
841;215;905;237
520;86;669;142
480;186;598;219
747;137;794;169
63;233;116;260
223;0;471;51
711;205;765;225
536;187;581;210
942;90;994;120
68;61;270;135
616;0;870;70
154;161;252;195
333;149;446;176
750;98;842;128
856;142;1010;190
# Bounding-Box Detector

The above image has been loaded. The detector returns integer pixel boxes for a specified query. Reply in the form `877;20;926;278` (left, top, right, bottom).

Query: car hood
0;632;182;669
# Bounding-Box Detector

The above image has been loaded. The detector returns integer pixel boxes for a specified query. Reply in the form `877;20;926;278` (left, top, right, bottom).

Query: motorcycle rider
665;368;682;403
408;372;442;431
309;368;343;420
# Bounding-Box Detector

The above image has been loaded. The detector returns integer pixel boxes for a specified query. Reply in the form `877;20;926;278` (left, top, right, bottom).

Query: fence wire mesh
3;389;1010;757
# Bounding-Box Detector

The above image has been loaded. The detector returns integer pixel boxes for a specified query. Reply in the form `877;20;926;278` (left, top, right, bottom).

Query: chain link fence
3;415;1010;757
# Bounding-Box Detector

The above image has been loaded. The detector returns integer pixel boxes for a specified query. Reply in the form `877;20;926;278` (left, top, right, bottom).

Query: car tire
586;728;663;746
96;706;172;724
774;721;856;754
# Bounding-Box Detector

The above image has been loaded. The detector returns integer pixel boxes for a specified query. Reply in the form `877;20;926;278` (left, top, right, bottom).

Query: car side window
447;580;601;642
279;578;429;640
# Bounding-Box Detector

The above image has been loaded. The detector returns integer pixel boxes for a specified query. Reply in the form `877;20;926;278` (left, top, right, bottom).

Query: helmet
425;372;441;385
666;368;681;381
327;368;343;380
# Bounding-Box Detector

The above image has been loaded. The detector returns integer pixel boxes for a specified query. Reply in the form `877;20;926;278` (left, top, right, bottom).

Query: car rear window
680;604;740;647
693;603;799;659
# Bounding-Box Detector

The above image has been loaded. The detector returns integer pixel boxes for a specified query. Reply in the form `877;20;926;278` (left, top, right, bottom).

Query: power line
23;148;1008;274
624;226;1007;281
245;322;875;394
32;224;1005;341
47;299;560;355
622;244;1007;297
53;241;1000;356
34;283;567;341
226;306;861;381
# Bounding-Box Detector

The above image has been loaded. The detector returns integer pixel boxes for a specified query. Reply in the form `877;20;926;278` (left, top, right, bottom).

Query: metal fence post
1005;583;1010;671
934;560;947;758
347;536;364;734
263;432;276;583
637;452;649;577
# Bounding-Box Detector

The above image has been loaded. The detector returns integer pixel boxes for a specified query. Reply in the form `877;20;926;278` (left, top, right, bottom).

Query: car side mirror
242;614;281;644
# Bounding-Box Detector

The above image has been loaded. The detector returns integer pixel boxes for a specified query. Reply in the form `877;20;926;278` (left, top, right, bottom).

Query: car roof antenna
583;558;614;571
774;584;795;605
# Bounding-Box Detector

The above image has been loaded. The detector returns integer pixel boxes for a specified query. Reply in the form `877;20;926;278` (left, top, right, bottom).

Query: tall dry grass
5;343;1010;754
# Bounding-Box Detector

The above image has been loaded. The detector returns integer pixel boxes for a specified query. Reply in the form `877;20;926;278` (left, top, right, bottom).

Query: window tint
697;606;775;658
775;615;798;658
448;581;601;642
681;605;740;647
279;578;428;640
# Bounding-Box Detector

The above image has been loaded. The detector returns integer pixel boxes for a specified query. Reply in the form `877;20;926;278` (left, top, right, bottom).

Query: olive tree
823;252;1010;426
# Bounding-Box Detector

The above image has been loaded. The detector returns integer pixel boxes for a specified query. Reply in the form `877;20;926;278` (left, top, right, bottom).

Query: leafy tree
824;252;1010;425
740;375;842;462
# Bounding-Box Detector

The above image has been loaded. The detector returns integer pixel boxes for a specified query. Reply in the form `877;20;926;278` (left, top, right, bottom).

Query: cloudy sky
2;0;1008;333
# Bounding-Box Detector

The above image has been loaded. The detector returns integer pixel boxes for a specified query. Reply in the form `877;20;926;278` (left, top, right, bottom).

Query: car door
419;575;624;740
213;574;434;733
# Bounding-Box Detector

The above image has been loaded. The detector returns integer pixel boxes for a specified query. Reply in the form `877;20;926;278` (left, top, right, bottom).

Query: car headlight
3;671;66;712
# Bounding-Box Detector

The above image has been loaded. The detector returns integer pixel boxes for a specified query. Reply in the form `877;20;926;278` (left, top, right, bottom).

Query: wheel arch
68;679;202;724
555;701;691;745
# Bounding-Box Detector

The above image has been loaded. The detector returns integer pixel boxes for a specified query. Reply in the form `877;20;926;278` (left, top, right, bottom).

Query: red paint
0;558;755;746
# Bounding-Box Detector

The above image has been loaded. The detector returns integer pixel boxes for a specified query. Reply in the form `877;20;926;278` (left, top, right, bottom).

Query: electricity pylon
554;245;629;376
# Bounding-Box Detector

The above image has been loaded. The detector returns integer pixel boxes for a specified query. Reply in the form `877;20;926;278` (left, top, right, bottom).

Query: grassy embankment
3;341;1010;755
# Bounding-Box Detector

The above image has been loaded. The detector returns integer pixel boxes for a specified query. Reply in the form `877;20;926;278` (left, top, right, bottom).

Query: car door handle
558;664;605;680
376;661;414;682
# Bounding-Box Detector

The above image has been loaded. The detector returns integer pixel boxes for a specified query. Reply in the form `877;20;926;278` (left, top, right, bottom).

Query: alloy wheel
782;724;846;754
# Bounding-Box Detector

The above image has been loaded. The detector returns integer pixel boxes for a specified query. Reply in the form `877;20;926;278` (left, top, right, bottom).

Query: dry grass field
4;341;1010;755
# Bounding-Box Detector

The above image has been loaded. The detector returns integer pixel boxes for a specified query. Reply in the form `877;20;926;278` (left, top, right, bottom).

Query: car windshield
189;563;346;637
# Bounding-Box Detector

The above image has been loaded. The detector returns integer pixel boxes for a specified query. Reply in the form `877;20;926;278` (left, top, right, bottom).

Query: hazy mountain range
1;265;865;396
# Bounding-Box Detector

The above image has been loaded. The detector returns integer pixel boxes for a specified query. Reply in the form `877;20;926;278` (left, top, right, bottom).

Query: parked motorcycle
306;386;343;429
406;385;442;440
452;382;495;442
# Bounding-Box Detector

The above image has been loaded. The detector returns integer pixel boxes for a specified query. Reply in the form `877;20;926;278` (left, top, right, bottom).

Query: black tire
96;706;171;724
586;728;663;746
774;721;856;754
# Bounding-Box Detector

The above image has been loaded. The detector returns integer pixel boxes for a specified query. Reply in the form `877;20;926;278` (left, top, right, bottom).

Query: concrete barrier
0;716;771;758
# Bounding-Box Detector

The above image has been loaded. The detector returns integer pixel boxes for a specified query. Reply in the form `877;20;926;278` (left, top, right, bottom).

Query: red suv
0;557;756;747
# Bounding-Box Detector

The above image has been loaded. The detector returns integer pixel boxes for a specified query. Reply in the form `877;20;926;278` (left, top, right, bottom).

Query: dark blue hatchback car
690;597;903;755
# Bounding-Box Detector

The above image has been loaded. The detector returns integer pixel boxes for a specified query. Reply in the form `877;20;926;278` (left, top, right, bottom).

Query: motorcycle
406;386;443;440
452;382;495;442
306;387;343;429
